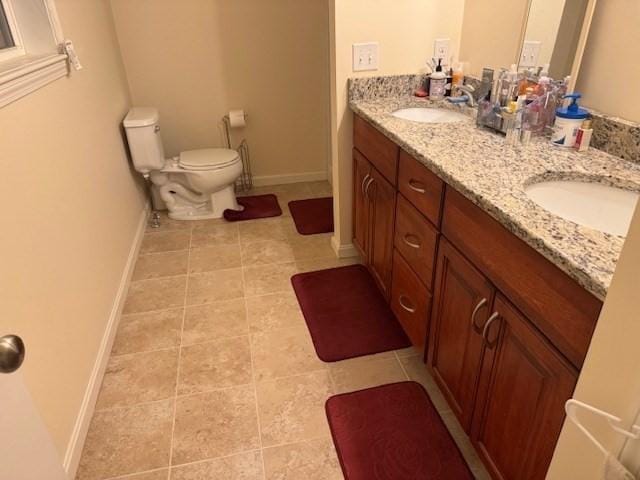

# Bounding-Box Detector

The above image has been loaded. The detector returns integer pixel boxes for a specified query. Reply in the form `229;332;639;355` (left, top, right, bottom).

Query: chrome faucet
447;84;476;108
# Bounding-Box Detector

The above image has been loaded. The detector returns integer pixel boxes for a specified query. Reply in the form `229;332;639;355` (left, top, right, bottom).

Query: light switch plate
433;38;450;63
352;42;379;72
520;40;542;68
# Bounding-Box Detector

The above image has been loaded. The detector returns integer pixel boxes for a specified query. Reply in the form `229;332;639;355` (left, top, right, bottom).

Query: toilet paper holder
222;112;252;192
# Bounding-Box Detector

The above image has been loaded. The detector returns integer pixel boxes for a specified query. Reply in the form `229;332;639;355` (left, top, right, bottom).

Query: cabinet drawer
390;249;432;348
394;194;438;290
354;115;399;185
442;187;602;368
398;150;444;227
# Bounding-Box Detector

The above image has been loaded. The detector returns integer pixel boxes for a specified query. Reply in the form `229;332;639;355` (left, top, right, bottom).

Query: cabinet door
353;149;371;258
367;167;396;299
471;294;577;480
428;238;495;431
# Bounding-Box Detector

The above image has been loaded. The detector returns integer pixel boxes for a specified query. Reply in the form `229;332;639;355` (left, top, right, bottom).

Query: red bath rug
291;265;410;361
223;194;282;222
326;381;474;480
288;197;334;235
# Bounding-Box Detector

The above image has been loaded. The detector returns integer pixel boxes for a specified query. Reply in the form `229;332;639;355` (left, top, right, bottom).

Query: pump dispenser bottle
429;59;447;100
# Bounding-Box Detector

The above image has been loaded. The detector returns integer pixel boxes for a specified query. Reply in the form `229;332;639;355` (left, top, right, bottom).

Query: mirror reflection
459;0;591;81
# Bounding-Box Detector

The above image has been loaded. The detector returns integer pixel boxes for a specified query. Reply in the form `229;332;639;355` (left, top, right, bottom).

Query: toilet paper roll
228;109;246;128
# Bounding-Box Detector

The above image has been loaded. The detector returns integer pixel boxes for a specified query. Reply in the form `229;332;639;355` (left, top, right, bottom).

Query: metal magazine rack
222;113;253;192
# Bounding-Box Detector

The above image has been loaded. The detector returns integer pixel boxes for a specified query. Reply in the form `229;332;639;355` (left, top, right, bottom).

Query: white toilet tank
123;108;166;173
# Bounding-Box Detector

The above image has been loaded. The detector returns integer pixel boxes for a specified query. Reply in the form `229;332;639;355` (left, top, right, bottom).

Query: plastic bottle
551;93;589;148
429;59;447;100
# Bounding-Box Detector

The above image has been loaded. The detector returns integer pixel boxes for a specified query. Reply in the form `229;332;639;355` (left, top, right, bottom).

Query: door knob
0;335;25;373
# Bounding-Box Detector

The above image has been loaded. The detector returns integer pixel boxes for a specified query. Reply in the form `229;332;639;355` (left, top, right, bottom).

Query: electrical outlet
433;38;450;63
520;41;542;68
352;42;379;72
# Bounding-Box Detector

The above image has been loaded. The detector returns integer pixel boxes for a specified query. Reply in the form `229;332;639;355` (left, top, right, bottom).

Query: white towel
603;454;636;480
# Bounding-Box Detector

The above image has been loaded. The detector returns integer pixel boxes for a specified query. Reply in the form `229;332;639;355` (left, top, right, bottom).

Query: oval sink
525;180;639;236
391;107;467;124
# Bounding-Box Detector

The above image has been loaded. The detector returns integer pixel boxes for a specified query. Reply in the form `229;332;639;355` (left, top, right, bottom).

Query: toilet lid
179;148;240;170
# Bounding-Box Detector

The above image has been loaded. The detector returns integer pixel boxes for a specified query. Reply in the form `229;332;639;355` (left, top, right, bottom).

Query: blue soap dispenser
551;93;589;148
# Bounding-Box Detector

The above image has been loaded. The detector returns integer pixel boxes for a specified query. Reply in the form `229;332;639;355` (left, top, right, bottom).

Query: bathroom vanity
350;93;640;479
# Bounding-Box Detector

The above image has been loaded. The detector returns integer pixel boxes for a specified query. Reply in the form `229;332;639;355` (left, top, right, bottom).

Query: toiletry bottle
575;118;593;152
452;62;465;90
551;93;589;148
429;59;447;101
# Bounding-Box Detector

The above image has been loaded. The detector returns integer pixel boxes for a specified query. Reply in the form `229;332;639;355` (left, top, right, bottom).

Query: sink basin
391;107;467;124
525;180;639;236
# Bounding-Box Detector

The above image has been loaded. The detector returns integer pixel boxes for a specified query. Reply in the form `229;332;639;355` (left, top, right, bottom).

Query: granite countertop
350;96;640;300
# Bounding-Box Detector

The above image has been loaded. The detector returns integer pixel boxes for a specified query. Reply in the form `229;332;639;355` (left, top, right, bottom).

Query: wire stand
223;114;253;192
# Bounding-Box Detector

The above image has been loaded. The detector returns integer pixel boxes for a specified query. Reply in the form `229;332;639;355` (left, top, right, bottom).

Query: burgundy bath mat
326;382;474;480
288;197;334;235
223;194;282;222
291;265;410;361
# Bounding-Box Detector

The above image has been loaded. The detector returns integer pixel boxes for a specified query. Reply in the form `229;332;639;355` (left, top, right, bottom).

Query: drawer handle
403;234;421;249
364;177;375;197
361;174;370;195
471;298;488;332
408;179;426;194
482;312;501;347
399;295;416;313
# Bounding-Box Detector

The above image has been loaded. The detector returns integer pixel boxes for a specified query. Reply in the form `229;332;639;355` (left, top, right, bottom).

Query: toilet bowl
124;108;243;220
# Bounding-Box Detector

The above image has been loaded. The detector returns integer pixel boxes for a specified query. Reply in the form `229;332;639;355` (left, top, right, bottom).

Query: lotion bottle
429;59;447;100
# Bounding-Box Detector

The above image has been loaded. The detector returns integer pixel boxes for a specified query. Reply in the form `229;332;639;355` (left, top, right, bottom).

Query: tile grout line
394;350;411;381
241;248;268;480
166;223;193;478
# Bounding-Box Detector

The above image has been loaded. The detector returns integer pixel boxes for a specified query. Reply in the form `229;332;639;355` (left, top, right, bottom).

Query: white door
0;335;68;480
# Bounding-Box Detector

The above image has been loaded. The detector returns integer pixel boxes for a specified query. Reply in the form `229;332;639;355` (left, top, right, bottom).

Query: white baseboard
251;171;327;187
63;203;150;477
331;236;360;259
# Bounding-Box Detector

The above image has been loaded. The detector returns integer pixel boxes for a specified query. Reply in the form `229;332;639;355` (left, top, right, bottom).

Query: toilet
123;107;243;220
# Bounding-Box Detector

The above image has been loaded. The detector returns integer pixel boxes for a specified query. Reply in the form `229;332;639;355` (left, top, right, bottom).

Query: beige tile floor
76;181;490;480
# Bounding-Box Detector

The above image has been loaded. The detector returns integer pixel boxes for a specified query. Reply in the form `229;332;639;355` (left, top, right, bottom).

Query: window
0;4;15;49
0;0;70;108
0;0;24;62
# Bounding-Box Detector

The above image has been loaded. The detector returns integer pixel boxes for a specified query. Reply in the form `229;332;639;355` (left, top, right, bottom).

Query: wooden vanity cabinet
390;249;432;348
352;147;397;298
351;113;602;480
428;238;495;431
353;149;371;257
471;294;577;480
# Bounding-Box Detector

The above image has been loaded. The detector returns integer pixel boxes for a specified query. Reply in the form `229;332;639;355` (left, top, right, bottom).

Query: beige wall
548;204;640;478
329;0;465;251
524;0;565;67
459;0;529;77
576;0;640;122
0;0;145;459
110;0;330;182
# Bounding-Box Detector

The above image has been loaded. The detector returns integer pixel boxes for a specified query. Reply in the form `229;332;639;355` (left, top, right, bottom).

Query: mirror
520;0;591;80
459;0;596;87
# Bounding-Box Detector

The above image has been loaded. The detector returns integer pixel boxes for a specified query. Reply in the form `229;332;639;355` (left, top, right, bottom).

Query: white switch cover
433;38;450;63
520;40;542;68
353;42;379;72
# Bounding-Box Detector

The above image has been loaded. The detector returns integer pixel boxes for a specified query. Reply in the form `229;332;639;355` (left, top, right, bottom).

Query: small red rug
291;265;410;361
326;382;474;480
223;194;282;222
288;197;334;235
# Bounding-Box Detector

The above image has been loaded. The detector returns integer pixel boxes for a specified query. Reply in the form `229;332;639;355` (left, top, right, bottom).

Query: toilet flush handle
154;125;160;133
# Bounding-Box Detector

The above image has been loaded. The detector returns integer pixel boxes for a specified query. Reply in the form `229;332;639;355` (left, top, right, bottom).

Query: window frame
0;0;69;108
0;0;25;62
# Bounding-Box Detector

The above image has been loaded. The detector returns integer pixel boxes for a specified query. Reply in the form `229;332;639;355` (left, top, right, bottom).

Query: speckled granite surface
349;92;640;300
350;75;640;165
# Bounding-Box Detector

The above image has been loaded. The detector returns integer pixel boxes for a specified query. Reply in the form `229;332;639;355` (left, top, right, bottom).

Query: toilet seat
179;148;240;171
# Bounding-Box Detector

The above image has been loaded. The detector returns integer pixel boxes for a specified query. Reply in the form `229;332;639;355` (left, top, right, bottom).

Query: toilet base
167;184;243;221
